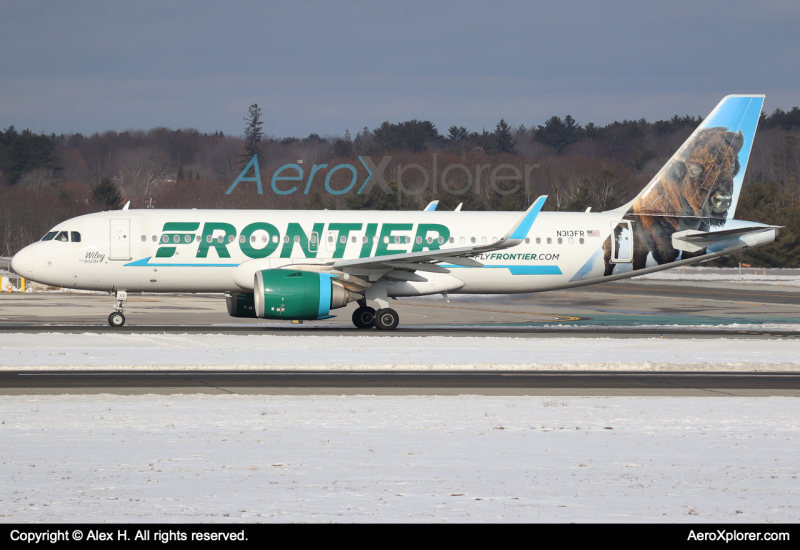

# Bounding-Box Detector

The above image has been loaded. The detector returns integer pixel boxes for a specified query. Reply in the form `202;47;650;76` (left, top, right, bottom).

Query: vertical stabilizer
613;94;764;222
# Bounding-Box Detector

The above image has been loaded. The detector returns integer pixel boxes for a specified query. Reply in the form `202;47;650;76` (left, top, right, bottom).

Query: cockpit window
55;231;69;242
41;231;57;241
70;232;81;242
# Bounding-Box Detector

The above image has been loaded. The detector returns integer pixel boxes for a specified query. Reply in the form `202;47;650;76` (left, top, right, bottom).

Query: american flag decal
587;230;600;237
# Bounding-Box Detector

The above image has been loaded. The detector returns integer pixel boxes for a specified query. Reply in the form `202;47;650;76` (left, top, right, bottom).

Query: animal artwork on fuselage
599;95;761;277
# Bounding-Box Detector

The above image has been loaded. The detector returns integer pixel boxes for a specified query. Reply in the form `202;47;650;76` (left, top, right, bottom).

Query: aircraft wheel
352;307;376;329
374;308;399;331
108;312;126;327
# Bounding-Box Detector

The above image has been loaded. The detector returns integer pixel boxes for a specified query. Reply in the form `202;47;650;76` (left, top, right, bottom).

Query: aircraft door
309;231;319;252
610;221;633;263
110;218;131;260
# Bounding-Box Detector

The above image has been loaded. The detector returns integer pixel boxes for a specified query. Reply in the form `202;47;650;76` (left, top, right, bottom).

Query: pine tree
495;119;515;154
177;165;185;181
91;176;122;210
242;103;264;162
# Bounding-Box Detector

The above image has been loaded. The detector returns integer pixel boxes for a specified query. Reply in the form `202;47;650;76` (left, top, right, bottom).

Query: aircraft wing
328;196;547;280
672;225;782;253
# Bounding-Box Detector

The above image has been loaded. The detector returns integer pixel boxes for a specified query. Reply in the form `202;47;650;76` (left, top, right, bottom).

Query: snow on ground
1;333;800;371
0;394;797;522
634;267;800;286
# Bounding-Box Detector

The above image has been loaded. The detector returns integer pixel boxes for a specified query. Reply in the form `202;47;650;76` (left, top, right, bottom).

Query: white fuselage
11;208;775;295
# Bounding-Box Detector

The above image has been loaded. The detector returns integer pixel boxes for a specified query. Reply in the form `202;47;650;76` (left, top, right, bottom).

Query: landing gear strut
109;290;127;327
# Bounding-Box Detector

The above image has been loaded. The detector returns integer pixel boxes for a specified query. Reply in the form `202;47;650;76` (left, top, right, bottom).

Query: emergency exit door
110;219;130;259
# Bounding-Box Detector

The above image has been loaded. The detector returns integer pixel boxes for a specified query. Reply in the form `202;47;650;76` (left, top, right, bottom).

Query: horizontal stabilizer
672;225;781;253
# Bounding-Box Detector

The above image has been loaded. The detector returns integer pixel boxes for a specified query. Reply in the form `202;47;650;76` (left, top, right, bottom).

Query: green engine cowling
253;269;362;320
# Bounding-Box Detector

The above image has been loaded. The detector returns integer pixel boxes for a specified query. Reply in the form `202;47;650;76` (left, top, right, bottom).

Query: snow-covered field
1;394;797;522
2;333;800;372
634;267;800;286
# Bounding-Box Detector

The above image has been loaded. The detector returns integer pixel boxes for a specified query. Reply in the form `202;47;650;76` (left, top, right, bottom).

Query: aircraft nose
11;246;34;277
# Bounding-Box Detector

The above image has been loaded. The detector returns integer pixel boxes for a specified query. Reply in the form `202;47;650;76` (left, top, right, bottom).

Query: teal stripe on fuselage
440;264;562;275
124;257;239;267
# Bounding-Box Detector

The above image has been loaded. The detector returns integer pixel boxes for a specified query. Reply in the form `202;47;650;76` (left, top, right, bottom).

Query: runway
1;276;800;335
4;371;799;397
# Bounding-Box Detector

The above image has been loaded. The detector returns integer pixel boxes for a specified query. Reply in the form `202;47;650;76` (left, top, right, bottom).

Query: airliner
11;95;778;329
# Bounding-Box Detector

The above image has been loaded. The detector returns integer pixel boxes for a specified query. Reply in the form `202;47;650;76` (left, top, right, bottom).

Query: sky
1;0;798;138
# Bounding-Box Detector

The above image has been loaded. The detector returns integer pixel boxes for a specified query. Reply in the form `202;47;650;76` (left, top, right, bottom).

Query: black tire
352;307;376;329
374;308;399;330
108;312;125;327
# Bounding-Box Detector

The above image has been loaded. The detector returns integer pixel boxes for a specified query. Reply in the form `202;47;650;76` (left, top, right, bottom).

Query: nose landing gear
108;311;125;327
108;290;127;327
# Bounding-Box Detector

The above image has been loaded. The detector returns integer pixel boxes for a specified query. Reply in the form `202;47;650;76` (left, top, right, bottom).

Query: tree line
1;105;800;266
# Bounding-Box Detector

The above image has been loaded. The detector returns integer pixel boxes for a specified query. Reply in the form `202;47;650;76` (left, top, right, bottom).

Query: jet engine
226;292;258;318
253;269;362;320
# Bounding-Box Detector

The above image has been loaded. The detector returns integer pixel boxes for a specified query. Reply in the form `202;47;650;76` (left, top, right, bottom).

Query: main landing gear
352;299;400;330
108;290;127;327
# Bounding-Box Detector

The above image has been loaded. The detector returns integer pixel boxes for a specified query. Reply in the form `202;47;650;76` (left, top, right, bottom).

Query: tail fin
614;94;764;222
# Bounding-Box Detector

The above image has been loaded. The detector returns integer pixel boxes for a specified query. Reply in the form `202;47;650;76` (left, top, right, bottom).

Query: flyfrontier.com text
225;154;539;205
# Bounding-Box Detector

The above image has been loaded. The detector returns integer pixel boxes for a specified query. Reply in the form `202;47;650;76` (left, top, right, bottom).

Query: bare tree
112;147;170;198
18;168;56;193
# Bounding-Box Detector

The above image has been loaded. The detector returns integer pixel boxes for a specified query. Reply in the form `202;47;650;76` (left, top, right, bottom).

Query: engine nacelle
253;269;362;320
226;292;257;318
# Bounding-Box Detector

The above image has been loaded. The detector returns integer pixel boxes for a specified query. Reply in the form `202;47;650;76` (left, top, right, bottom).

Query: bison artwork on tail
603;126;744;276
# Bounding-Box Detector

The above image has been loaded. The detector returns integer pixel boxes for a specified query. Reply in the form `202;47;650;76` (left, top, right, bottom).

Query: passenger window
173;235;180;243
449;237;454;243
239;235;245;243
55;231;68;242
568;237;574;245
546;237;552;244
340;235;346;244
525;238;530;244
470;237;476;244
141;235;146;242
293;236;300;243
362;236;368;243
417;236;423;244
351;236;357;243
152;235;157;242
579;237;584;244
41;232;57;241
536;237;541;244
481;237;487;244
206;235;212;243
557;237;563;244
460;237;465;244
438;237;444;244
